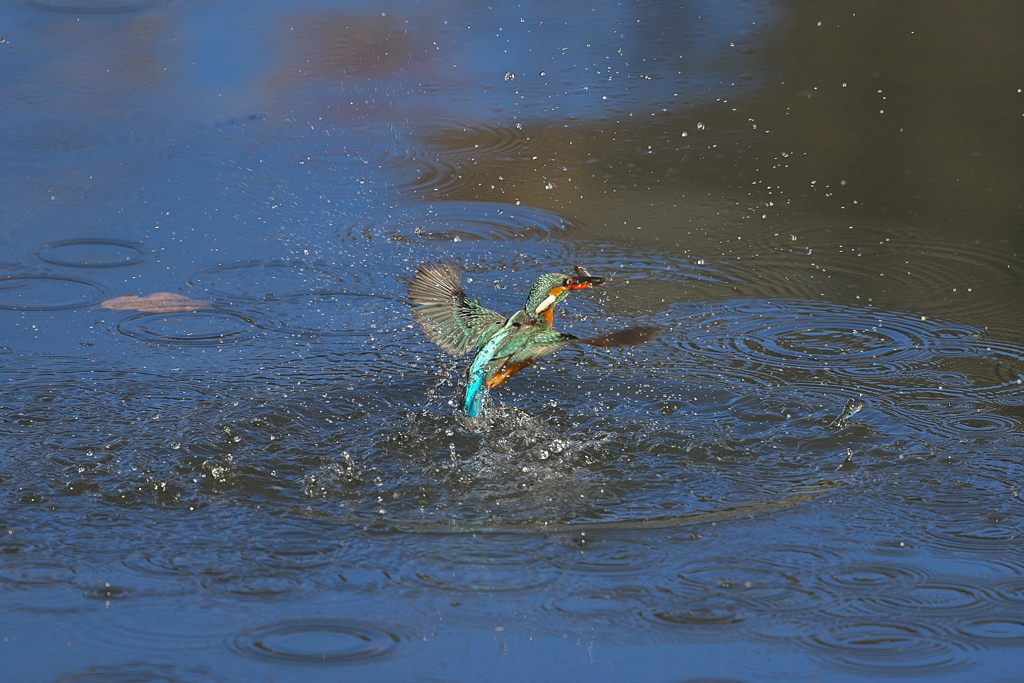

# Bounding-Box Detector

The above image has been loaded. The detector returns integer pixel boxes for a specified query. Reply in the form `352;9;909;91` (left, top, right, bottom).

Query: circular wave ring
227;619;400;664
956;617;1024;645
116;311;256;346
887;397;1021;439
37;238;147;268
872;579;991;618
0;275;104;311
549;589;645;618
0;561;76;586
819;561;934;592
921;520;1024;553
801;620;973;676
641;599;746;629
677;300;943;371
201;573;309;601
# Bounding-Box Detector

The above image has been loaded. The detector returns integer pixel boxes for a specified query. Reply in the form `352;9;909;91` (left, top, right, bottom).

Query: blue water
2;1;1024;681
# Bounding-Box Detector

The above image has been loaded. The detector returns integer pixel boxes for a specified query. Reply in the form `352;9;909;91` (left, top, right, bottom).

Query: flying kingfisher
408;262;659;417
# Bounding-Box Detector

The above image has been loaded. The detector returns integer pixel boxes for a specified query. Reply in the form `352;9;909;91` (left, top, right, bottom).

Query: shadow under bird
408;262;660;417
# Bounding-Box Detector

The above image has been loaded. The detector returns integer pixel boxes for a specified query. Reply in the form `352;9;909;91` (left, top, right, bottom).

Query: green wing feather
503;326;661;365
408;263;506;356
503;330;579;366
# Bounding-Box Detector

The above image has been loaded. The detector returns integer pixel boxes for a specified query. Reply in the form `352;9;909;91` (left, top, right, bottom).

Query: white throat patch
534;293;558;314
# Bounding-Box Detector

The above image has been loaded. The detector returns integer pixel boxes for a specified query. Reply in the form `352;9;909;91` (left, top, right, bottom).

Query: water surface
1;1;1023;681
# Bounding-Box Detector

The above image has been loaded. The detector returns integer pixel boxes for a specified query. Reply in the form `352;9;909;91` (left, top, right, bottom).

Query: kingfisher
408;262;659;417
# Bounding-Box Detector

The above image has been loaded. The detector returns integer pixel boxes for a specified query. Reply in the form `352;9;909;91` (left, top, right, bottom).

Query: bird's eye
512;322;521;328
562;279;571;287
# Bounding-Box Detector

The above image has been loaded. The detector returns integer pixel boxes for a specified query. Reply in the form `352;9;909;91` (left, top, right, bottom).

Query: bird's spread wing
487;326;661;389
408;262;506;356
482;331;579;390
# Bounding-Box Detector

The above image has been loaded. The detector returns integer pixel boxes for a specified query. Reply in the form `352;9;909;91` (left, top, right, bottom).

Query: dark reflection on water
1;0;1023;681
44;663;228;683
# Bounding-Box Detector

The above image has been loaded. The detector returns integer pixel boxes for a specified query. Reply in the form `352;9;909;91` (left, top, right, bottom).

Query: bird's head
524;266;604;323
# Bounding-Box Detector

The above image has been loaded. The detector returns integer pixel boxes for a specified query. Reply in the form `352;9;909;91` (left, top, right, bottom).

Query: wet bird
408;262;660;417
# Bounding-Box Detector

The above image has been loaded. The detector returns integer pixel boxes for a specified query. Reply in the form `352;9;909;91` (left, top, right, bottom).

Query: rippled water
1;1;1023;681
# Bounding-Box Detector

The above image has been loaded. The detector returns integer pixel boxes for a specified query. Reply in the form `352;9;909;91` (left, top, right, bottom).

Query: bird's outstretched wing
461;325;662;416
487;326;662;390
481;330;579;391
408;262;506;356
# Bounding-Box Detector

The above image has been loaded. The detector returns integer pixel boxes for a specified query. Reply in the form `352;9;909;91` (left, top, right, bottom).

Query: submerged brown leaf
101;292;212;313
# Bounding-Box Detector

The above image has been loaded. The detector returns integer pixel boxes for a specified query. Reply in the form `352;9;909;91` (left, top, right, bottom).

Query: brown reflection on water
754;2;1024;227
402;4;1024;336
436;5;1023;230
266;11;427;89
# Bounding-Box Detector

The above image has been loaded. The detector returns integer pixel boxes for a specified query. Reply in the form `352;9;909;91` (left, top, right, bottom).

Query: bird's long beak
566;265;604;290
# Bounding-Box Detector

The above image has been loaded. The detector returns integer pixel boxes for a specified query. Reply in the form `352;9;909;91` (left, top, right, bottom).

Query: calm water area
1;1;1023;680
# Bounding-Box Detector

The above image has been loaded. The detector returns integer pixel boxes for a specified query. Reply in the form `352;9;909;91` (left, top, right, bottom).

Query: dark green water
1;1;1022;681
